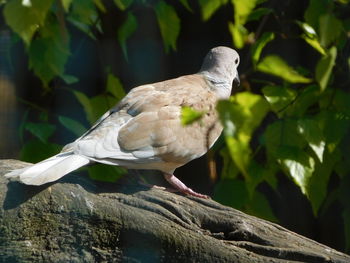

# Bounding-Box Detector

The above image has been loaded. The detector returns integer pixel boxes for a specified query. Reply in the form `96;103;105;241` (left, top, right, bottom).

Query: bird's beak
233;72;240;88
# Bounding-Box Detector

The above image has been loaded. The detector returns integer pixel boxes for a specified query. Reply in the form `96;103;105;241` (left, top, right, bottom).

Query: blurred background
1;0;350;254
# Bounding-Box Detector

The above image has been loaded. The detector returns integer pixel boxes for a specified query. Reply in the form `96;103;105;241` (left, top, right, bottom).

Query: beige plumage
6;46;240;198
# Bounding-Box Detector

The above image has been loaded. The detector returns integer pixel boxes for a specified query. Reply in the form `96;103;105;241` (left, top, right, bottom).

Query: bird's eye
235;58;239;64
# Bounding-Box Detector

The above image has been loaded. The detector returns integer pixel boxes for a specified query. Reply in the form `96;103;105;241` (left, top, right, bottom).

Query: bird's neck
200;71;232;99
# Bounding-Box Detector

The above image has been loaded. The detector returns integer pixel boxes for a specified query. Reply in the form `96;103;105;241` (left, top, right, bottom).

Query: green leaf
228;22;247;49
304;0;330;31
322;110;350;152
93;0;106;12
62;0;73;12
106;73;125;101
288;85;320;117
213;178;248;209
333;89;350;117
232;0;259;25
251;32;274;64
114;0;133;10
262;85;297;116
247;7;272;22
318;13;343;47
257;55;312;83
307;148;339;215
219;147;239;180
117;12;137;60
217;92;269;175
179;0;192;11
3;0;54;45
264;119;306;154
24;122;55;143
61;74;79;84
154;1;180;52
58;115;87;137
302;35;326;55
181;106;205;126
28;15;70;86
297;117;325;162
198;0;226;21
87;163;126;182
315;46;337;91
296;21;326;55
279;146;315;195
296;21;318;38
67;0;99;38
264;120;316;196
73;90;95;124
20;139;62;163
90;94;117;123
247;191;278;222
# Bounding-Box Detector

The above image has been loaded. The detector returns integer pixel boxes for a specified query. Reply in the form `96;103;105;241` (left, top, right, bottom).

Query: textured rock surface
1;159;349;263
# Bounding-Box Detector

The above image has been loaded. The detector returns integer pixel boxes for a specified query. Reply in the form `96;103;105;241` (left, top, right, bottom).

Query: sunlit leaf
62;0;73;12
179;0;192;11
262;85;297;116
114;0;133;10
58;115;87;137
154;1;180;52
228;22;247;49
257;55;312;83
302;35;326;55
181;106;205;126
279;146;315;195
319;13;343;47
117;12;137;60
297;117;325;162
315;46;337;91
304;0;329;31
217;92;269;175
4;0;54;45
93;0;106;12
198;0;226;21
232;0;259;24
251;32;274;64
106;73;125;102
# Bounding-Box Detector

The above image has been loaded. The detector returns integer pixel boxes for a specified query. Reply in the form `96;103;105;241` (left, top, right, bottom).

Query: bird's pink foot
164;173;209;199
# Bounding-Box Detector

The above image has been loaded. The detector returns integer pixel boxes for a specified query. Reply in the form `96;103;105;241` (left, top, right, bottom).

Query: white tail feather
5;153;90;185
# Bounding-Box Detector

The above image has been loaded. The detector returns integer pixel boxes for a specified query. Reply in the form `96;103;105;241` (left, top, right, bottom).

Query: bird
6;46;240;198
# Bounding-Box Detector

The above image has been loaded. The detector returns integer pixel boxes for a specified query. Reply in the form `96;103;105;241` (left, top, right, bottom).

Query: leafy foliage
2;0;350;252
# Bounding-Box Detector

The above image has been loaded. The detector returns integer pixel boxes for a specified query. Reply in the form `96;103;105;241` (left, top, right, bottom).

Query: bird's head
199;46;240;99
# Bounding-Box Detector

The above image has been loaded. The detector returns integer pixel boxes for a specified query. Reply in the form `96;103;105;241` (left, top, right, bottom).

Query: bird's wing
73;74;223;169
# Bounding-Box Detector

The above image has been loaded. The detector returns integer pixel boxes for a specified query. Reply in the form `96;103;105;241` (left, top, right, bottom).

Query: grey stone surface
1;159;349;263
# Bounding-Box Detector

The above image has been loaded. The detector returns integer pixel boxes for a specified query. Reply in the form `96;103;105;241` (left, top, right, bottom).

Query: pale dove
6;46;240;198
